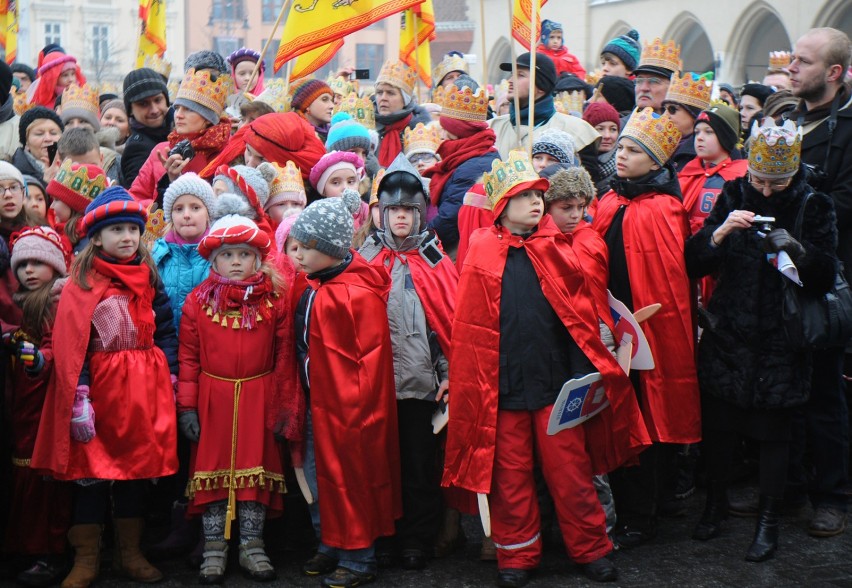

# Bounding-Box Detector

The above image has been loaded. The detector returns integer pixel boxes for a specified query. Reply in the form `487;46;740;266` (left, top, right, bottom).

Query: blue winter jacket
152;238;211;333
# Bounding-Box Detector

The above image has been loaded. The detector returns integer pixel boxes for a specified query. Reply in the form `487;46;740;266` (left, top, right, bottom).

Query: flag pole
413;10;422;103
247;0;292;92
506;0;521;149
527;0;538;156
284;60;293;96
479;0;488;87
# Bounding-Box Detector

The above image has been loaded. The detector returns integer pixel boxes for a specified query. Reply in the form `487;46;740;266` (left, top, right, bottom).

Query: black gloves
761;228;806;263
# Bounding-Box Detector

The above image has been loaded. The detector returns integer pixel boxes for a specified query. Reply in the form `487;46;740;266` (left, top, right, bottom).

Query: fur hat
183;50;228;75
81;186;147;239
325;112;371;153
532;129;577;166
19;106;63;147
10;226;68;277
163;172;216;224
544;167;595;206
290;189;361;259
309;151;365;195
601;30;641;72
211;164;277;221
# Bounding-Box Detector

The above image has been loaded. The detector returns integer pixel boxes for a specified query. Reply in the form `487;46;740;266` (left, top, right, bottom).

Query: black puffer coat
685;170;838;409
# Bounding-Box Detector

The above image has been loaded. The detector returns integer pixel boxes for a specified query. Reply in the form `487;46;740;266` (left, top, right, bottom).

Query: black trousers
73;480;148;524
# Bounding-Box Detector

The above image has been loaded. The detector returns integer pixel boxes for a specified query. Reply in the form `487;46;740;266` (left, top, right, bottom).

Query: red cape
679;157;748;235
570;220;616;333
305;252;402;549
592;191;701;444
442;218;651;494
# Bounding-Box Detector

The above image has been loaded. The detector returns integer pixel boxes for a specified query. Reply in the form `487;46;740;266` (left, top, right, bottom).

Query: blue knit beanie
325;112;371;153
81;186;147;239
540;20;563;47
601;29;641;72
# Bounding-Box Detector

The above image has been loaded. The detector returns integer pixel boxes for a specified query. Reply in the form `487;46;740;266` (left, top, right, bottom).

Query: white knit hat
163;172;215;224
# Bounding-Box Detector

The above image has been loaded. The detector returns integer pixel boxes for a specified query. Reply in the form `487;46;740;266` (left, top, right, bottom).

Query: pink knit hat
10;226;69;277
309;150;365;195
274;212;300;252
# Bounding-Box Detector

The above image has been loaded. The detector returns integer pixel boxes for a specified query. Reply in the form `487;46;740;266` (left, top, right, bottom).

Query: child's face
694;122;726;164
234;60;256;91
547;30;563;50
323;169;359;197
386;205;415;240
616;137;659;179
16;260;56;291
24;186;47;221
244;144;267;167
0;180;24;220
268;199;304;224
290;239;342;274
371;204;382;229
92;222;141;260
58;68;77;88
595;122;620;153
51;198;72;223
532;153;560;173
600;53;629;77
285;237;300;269
213;247;258;281
501;190;544;233
171;194;209;242
409;153;438;174
548;198;586;234
212;179;229;196
349;146;368;161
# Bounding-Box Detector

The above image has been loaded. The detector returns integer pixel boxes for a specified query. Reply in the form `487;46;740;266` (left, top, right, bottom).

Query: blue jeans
304;409;377;574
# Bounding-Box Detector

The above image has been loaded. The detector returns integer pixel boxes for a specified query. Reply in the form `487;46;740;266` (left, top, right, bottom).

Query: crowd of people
0;16;850;588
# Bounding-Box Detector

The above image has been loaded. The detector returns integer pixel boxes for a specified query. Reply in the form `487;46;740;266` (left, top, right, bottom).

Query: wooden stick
413;10;421;103
284;59;293;96
479;0;488;87
527;0;538;156
506;0;521;149
246;0;291;92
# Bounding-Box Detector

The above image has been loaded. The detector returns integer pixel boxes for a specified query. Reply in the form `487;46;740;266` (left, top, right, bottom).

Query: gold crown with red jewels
768;51;792;72
176;68;230;116
432;53;468;87
439;84;489;122
369;168;386;206
639;38;682;72
483;150;541;211
61;83;100;117
254;78;291;113
269;161;305;197
554;90;585;115
143;54;173;80
376;60;418;95
748;120;802;178
621;107;681;165
403;123;442;156
327;74;355;97
11;87;34;116
664;71;712;110
143;202;167;245
334;91;375;129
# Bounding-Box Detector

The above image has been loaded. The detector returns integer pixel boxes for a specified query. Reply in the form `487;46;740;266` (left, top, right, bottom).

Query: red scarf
192;270;275;330
426;128;497;206
378;114;413;167
91;256;155;340
168;119;232;157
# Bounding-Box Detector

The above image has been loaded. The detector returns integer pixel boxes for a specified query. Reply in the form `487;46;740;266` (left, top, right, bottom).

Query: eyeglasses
634;77;666;87
748;174;792;191
0;184;23;196
664;104;683;115
408;153;437;165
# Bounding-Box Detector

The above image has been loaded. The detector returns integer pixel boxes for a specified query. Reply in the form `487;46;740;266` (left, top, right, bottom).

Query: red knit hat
289;78;333;112
582;102;620;129
47;160;108;214
198;214;272;261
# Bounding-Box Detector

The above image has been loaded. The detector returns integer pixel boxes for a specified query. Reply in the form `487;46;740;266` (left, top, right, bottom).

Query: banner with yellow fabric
512;0;547;51
274;0;424;72
399;0;434;86
289;40;345;81
0;1;18;65
136;0;167;68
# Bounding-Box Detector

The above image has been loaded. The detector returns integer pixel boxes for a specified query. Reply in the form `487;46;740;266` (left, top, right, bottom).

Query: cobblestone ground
8;484;847;588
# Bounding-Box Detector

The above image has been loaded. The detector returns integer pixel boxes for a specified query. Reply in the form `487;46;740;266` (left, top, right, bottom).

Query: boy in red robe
290;189;401;588
443;152;650;587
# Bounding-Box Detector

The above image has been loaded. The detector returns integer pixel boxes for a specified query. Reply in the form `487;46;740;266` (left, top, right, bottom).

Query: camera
351;69;370;80
752;215;775;237
168;139;195;161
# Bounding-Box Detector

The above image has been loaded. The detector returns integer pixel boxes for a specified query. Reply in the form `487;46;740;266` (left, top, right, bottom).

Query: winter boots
692;483;728;541
745;495;782;562
112;518;164;582
61;525;102;588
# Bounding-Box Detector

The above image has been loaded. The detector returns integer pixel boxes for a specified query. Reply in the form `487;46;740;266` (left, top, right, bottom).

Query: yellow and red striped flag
136;0;167;68
289;40;346;81
399;0;435;86
275;0;424;72
0;1;18;65
512;0;548;51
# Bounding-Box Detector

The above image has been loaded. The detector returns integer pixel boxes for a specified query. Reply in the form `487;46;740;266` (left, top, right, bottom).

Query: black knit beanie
596;75;635;114
19;106;64;147
123;68;170;113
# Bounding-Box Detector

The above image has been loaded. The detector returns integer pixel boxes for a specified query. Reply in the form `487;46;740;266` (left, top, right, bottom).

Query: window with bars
211;0;245;21
92;24;110;63
44;22;61;47
262;0;284;22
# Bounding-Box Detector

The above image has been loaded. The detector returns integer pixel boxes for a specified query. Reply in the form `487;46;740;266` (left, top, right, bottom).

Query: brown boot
112;518;164;583
434;508;465;558
61;525;102;588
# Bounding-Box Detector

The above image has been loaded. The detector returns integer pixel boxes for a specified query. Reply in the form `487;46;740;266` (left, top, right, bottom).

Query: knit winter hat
100;99;126;118
199;212;272;263
289;78;333;113
595;75;635;114
695;104;741;154
184;50;228;75
0;160;25;187
60;84;101;131
544;167;595;206
22;175;48;202
583;102;620;129
10;226;68;277
290;188;361;259
211;163;276;221
274;212;300;252
163;172;216;224
11;63;36;85
601;29;641;72
309;151;366;195
47;160;108;213
325;112;371;153
19;106;63;147
123;68;170;113
540;20;563;46
532;129;577;166
740;83;774;107
81;186;147;239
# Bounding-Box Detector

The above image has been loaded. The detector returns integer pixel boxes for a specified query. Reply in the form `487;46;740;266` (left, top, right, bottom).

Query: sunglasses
664;104;682;115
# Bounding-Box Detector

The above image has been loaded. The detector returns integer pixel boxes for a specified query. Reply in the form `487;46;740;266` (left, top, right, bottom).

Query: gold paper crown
554;90;585;115
768;51;792;72
176;68;229;116
639;38;682;72
403;123;442;156
664;72;712;111
143;54;173;80
54;158;109;198
483;150;541;212
167;80;180;104
376;60;418;95
432;53;468;87
143;203;167;246
327;75;354;97
93;82;119;97
621;107;681;165
11;87;34;116
440;85;489;122
585;70;602;87
61;83;100;117
254;79;292;113
270;161;305;197
334;91;375;129
369;168;386;207
748;120;802;178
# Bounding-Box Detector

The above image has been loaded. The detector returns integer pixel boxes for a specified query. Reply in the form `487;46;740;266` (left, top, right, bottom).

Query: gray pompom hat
289;189;361;259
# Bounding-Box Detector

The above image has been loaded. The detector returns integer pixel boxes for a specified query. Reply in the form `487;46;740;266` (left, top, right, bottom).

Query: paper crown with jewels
585;70;602;87
748;119;802;178
369;168;386;207
334;91;375;129
768;51;792;72
253;78;291;113
664;71;713;111
326;74;355;97
483;150;549;214
403;123;442;157
438;84;489;122
11;87;34;116
432;53;468;87
621;107;681;166
176;68;230;116
638;38;682;73
61;83;100;117
143;54;173;80
51;159;109;207
554;90;585;116
376;60;418;95
269;161;305;197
